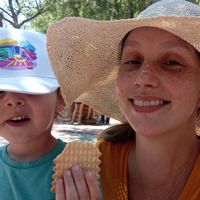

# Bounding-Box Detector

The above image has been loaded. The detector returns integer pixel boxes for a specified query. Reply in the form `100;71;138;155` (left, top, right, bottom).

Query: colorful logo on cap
0;38;37;70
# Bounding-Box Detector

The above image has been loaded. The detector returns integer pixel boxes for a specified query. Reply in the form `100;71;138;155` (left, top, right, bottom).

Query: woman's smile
129;96;170;113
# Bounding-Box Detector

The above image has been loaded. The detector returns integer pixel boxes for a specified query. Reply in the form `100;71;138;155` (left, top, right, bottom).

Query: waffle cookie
51;141;101;192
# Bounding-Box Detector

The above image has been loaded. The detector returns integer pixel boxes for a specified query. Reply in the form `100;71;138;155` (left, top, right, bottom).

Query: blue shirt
0;139;66;200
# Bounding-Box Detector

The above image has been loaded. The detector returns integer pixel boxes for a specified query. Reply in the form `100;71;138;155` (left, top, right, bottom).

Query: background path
0;119;119;146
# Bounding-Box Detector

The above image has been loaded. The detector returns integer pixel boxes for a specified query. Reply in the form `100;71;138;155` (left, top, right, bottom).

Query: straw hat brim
47;16;200;122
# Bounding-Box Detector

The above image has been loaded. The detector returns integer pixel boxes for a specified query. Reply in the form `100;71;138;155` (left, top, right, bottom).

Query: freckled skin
117;27;200;137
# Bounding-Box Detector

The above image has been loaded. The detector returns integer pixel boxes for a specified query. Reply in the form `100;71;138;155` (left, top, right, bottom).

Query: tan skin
117;27;200;200
56;167;102;200
56;27;200;200
0;89;101;199
0;90;65;162
0;89;107;200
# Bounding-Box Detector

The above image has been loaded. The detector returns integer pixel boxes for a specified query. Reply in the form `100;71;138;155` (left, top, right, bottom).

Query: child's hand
56;165;102;200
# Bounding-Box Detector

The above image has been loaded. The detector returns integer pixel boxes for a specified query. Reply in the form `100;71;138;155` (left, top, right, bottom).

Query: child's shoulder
0;145;6;151
0;145;7;159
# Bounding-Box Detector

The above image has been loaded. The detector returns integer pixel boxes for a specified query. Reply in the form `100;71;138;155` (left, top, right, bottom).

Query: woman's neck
128;130;200;200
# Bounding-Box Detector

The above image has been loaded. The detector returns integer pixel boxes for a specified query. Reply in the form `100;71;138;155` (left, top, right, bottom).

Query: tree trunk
0;13;3;27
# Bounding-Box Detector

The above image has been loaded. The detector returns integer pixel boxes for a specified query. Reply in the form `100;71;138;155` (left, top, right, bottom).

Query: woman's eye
124;60;140;65
166;60;180;65
120;59;141;71
163;60;183;70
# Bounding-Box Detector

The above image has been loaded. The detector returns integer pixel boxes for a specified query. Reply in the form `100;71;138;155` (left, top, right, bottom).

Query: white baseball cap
0;28;59;94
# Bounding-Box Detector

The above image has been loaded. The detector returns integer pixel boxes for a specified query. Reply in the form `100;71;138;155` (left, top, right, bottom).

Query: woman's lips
129;98;170;113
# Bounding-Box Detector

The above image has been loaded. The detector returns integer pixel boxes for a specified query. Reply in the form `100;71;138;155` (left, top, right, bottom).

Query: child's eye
0;91;5;97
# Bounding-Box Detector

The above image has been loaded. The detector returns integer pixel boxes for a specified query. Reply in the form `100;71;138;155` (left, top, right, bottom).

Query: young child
0;28;65;200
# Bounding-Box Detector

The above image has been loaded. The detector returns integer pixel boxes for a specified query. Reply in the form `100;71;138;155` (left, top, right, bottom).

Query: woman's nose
134;63;159;88
5;93;25;107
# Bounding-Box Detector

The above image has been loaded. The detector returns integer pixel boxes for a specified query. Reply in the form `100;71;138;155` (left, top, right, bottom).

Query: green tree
1;0;199;31
0;0;46;28
32;0;155;33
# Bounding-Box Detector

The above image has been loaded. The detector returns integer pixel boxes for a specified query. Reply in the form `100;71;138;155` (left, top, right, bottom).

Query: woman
47;0;200;199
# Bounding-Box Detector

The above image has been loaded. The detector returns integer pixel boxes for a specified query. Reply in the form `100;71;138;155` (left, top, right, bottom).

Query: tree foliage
32;0;155;33
1;0;200;32
0;0;45;28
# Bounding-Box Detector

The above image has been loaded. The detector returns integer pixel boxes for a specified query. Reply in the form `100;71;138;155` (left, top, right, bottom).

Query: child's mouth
6;116;30;125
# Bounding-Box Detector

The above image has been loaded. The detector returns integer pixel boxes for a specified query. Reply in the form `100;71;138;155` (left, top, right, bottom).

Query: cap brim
0;76;59;94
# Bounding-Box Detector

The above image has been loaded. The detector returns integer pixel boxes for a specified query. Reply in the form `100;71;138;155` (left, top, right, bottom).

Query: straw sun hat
47;0;200;128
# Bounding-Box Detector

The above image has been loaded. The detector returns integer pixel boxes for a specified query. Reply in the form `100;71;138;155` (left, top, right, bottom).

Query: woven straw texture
47;0;200;128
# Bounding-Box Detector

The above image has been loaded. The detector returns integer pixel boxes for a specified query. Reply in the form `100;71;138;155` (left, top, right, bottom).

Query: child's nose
5;94;25;107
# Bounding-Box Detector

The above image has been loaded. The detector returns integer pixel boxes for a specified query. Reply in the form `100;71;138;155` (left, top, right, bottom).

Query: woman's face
117;27;200;137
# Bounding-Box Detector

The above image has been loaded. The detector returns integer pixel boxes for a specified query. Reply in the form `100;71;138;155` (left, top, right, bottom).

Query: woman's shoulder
96;136;134;155
96;137;110;149
97;122;135;143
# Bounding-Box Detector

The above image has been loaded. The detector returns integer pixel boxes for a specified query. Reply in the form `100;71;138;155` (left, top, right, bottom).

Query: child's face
117;27;200;137
0;90;64;144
